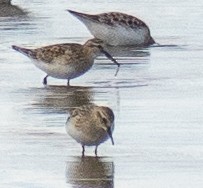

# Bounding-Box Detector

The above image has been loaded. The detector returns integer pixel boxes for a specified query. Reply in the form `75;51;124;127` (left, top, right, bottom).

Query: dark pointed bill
100;48;120;76
107;127;114;145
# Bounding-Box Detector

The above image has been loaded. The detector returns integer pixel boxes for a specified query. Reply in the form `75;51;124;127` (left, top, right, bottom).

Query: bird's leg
82;145;85;157
43;75;48;85
95;146;98;157
67;79;70;86
100;48;120;76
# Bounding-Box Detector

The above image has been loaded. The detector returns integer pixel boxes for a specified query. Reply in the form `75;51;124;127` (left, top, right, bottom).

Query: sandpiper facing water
12;38;120;86
68;10;155;46
66;104;115;156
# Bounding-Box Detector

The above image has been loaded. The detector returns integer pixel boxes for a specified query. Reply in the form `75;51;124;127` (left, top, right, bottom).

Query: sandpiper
0;0;26;17
0;0;11;4
12;38;120;86
68;10;155;46
66;104;115;156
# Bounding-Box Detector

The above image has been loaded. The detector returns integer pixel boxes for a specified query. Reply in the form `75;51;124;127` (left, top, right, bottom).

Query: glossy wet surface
0;0;203;187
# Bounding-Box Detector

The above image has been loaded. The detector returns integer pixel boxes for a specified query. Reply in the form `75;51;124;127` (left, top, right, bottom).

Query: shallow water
1;0;203;188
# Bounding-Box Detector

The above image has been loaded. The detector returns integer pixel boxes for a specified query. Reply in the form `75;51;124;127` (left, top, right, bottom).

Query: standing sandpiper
68;10;155;46
66;104;115;156
12;38;120;86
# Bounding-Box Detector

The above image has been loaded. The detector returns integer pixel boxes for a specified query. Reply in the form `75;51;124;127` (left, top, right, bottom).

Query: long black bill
100;48;120;76
107;127;114;145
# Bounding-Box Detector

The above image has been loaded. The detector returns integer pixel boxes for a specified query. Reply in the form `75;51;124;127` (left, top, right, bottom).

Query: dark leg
82;145;85;157
67;79;70;86
43;75;48;85
95;146;98;157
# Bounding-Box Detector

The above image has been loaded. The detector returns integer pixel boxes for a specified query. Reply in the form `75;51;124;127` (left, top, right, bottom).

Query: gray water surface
1;0;203;188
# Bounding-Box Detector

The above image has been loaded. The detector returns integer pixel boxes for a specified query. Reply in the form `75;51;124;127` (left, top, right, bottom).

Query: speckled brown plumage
33;44;83;64
86;12;147;28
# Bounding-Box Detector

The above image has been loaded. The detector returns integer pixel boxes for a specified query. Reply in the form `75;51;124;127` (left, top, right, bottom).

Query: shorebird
12;38;120;86
0;0;11;4
66;104;115;156
0;0;26;17
68;10;155;46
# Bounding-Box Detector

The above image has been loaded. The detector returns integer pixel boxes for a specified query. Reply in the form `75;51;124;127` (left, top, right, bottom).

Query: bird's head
96;106;115;145
83;38;120;76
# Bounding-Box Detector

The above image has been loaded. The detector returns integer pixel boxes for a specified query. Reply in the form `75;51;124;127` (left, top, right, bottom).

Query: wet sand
1;0;203;188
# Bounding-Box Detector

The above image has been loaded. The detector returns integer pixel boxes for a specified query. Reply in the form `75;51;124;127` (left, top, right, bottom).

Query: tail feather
67;9;98;22
12;45;36;59
67;9;86;18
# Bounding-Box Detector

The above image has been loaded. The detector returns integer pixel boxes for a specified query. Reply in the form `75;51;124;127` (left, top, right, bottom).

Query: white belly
85;21;150;46
32;59;93;80
66;120;110;146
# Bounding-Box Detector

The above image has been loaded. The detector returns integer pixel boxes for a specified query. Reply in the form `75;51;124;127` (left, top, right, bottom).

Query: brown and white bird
68;10;155;46
66;104;115;156
12;38;120;86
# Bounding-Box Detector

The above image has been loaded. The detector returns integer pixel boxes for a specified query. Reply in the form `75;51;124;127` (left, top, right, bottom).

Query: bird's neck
83;47;100;60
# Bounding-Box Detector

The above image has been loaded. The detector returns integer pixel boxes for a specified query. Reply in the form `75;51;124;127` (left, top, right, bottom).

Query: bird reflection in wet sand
0;0;27;17
103;43;150;58
66;104;115;156
12;38;120;86
31;86;93;114
66;156;114;188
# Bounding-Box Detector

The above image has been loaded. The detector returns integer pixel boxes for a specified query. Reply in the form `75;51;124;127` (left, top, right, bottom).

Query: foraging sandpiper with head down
12;38;120;86
66;104;115;156
68;10;155;46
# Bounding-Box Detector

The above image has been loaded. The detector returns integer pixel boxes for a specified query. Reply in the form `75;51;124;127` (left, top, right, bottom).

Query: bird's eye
102;117;108;124
97;45;103;50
